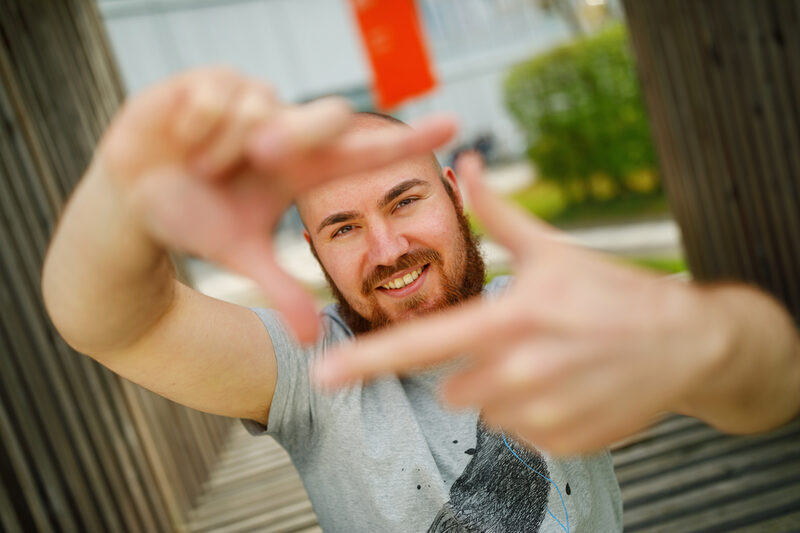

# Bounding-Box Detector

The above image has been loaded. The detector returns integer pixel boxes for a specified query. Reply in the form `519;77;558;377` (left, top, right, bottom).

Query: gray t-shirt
242;277;622;532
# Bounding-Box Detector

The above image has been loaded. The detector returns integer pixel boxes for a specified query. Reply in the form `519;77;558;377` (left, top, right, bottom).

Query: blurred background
95;0;682;306
2;1;798;532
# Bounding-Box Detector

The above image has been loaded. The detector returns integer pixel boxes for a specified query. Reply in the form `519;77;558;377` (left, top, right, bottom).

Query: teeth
382;266;424;290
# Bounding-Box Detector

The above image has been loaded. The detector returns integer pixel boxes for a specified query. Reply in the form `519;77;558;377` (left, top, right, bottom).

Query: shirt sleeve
239;308;318;457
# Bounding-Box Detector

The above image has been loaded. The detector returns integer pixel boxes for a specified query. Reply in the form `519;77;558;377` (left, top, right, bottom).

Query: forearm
676;283;800;434
42;156;176;356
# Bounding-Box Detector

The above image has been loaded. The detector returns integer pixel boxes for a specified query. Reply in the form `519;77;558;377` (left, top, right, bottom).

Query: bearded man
43;69;622;532
260;112;621;532
47;66;800;533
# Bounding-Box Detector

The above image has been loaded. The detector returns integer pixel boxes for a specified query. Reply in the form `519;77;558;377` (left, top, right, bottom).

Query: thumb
456;152;562;261
221;238;320;344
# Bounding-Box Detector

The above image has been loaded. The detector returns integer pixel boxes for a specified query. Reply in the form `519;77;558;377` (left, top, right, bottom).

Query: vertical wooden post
623;0;800;323
0;1;233;531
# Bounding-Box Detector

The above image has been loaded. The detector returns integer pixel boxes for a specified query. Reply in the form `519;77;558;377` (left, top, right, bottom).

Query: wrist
670;283;738;420
672;283;800;433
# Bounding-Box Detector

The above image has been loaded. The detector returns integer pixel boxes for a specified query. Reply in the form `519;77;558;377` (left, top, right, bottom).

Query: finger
441;344;555;408
509;403;639;457
483;394;568;435
247;96;353;167
130;170;319;343
221;238;321;344
316;113;458;180
192;83;277;179
456;151;563;260
248;112;457;194
172;71;243;147
312;296;508;387
129;168;244;254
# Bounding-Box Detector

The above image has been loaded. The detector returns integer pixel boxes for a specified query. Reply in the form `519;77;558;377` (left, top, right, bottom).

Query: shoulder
249;304;353;358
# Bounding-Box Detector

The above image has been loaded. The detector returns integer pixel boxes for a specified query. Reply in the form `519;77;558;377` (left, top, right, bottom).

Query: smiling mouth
377;264;429;292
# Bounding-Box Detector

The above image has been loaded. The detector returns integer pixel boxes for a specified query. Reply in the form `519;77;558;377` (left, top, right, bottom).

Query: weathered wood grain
0;1;233;531
624;0;800;323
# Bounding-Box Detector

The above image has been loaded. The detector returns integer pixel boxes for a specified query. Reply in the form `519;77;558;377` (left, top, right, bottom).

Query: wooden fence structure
2;0;799;532
0;2;234;531
623;0;800;324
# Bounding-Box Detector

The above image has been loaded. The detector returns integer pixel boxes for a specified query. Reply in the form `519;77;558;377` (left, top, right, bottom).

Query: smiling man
42;66;800;532
266;112;622;532
42;70;622;532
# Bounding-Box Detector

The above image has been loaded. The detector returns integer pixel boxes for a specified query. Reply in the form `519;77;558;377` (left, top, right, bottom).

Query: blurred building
97;0;581;161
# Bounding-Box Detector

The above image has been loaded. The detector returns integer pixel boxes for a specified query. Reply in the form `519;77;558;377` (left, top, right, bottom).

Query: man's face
298;147;484;334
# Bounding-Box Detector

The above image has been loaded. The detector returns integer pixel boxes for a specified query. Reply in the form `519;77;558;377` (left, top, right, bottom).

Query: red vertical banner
349;0;437;110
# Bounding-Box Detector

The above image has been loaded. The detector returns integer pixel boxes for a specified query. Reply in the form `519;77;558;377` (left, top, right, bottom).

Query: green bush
505;24;658;204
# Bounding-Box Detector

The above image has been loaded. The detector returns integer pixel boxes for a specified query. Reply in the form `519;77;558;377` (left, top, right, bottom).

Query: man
43;68;799;531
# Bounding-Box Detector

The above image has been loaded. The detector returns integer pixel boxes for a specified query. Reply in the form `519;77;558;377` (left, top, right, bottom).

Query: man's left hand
311;153;771;456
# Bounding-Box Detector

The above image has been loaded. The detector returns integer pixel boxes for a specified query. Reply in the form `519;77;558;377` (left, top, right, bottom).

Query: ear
441;166;465;212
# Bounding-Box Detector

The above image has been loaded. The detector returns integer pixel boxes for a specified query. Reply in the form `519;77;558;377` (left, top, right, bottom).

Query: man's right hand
98;67;456;342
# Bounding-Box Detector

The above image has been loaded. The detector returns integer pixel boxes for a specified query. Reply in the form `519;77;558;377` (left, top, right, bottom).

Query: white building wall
97;0;572;158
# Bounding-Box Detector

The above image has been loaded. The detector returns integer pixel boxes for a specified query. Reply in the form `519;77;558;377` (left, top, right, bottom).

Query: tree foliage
505;24;658;203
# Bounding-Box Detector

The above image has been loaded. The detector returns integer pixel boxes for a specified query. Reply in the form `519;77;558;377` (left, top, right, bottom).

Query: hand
99;67;456;343
313;152;730;455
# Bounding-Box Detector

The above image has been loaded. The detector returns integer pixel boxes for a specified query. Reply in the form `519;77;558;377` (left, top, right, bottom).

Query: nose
366;219;409;267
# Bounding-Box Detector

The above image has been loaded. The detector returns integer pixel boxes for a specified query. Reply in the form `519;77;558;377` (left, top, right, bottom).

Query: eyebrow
315;178;430;235
316;210;361;235
378;178;429;209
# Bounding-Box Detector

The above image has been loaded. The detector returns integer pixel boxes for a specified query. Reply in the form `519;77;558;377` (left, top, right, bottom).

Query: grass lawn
515;180;673;227
470;180;673;234
625;256;687;274
485;255;686;287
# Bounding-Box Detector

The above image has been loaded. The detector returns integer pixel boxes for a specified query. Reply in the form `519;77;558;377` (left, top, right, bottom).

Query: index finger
312;296;506;387
248;112;457;194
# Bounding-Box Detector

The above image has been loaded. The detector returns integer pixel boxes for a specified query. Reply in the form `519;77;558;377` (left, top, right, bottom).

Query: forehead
296;115;441;226
296;153;440;226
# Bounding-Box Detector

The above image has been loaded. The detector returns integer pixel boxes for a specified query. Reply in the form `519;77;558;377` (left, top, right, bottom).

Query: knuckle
238;90;273;124
494;297;536;335
497;352;533;390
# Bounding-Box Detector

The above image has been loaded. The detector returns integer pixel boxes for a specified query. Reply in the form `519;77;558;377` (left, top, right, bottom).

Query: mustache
361;249;442;296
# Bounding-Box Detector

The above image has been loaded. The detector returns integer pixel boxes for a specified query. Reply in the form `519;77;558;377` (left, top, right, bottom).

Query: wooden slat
623;0;800;322
0;1;234;531
187;416;799;531
616;416;800;532
186;425;319;533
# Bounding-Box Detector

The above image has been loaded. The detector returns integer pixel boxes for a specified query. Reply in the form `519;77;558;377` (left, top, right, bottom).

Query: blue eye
333;225;354;238
396;197;418;210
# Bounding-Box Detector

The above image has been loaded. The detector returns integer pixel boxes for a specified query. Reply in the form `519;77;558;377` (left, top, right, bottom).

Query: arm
42;70;291;424
43;159;279;423
674;283;800;434
313;152;800;454
43;68;456;425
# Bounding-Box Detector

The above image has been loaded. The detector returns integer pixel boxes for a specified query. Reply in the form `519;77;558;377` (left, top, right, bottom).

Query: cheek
318;247;365;296
409;205;459;248
422;211;464;263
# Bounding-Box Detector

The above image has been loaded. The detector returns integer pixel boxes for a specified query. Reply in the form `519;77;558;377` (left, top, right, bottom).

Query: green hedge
505;24;658;204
